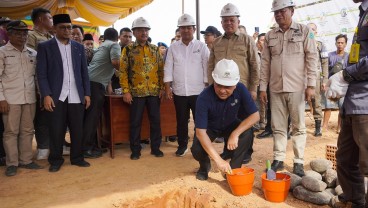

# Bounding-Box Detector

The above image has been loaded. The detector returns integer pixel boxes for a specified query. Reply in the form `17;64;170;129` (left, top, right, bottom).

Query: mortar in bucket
261;172;291;202
226;167;255;196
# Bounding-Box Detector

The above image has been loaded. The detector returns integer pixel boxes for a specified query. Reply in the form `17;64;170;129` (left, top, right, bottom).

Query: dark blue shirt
195;83;258;131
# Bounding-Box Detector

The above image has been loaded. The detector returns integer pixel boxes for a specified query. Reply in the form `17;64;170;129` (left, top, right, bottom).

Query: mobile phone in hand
255;27;259;33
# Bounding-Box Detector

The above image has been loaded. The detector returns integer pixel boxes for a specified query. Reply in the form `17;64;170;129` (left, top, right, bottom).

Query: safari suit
260;21;318;164
311;41;328;121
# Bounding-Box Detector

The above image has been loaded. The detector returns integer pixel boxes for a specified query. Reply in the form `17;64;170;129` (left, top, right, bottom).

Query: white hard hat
212;59;240;86
177;14;196;27
271;0;296;12
220;3;240;17
132;17;151;29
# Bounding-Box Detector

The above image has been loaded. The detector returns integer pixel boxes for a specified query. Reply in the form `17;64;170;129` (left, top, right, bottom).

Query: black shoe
168;136;177;142
5;166;17;176
71;160;90;167
130;152;141;160
0;157;6;166
257;130;273;139
271;160;284;172
293;163;305;177
19;162;43;169
314;120;322;137
175;146;188;157
220;152;232;160
151;149;164;157
49;164;62;172
93;147;108;154
196;163;211;181
83;150;102;159
242;157;252;164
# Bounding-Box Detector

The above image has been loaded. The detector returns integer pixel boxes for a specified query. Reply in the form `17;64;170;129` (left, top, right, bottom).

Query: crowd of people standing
0;0;366;207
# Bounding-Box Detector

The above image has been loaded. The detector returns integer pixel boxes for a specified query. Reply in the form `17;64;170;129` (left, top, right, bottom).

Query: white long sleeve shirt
163;39;209;96
56;38;81;103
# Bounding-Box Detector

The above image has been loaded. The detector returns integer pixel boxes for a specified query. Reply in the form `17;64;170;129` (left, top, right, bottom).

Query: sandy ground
0;111;342;208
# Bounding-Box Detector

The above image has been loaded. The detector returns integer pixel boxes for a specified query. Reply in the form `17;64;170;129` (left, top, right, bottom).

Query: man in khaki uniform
260;0;318;177
27;8;54;160
208;3;259;164
306;23;329;137
27;8;53;51
0;21;42;176
208;3;259;99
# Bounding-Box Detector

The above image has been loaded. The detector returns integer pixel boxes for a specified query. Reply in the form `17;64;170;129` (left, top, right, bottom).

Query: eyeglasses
57;25;72;31
11;31;28;38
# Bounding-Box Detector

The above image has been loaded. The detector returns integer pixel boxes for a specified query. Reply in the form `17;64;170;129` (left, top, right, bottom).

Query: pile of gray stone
283;159;339;206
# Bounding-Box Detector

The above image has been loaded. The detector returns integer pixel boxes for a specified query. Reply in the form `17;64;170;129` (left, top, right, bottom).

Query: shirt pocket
268;39;282;55
27;54;36;76
233;45;247;59
288;37;304;54
3;57;20;79
214;46;226;59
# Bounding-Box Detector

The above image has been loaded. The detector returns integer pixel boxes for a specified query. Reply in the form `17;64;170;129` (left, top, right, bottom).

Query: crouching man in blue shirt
191;59;260;180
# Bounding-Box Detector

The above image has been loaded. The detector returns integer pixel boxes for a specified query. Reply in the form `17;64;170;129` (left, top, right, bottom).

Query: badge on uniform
308;32;315;39
349;43;360;63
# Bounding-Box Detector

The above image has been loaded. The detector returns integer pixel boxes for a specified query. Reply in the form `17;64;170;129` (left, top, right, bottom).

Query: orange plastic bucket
226;167;255;196
261;172;291;202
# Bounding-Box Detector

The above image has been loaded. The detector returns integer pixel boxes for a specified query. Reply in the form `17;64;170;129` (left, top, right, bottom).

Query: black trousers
336;114;368;207
130;96;161;153
34;97;50;149
237;106;255;160
0;116;4;157
47;99;85;166
83;82;106;151
173;94;197;148
191;120;253;170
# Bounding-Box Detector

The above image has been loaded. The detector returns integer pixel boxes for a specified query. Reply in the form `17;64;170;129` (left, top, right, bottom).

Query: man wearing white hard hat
120;17;165;160
164;14;209;157
208;2;260;165
259;0;318;177
191;59;259;180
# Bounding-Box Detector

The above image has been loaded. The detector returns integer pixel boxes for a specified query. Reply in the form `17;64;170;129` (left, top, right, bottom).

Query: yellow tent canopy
0;0;153;26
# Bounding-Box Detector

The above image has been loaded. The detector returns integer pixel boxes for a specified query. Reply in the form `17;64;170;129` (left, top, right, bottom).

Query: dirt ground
0;111;342;208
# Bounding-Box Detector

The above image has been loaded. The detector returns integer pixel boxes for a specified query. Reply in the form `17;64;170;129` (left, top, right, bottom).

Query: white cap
220;3;240;17
212;59;240;86
177;14;196;27
271;0;296;12
132;17;150;29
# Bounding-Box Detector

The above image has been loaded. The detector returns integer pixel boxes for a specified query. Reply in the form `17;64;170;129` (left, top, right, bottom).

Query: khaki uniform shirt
27;29;52;51
316;41;329;84
208;30;260;92
260;21;318;93
0;42;37;104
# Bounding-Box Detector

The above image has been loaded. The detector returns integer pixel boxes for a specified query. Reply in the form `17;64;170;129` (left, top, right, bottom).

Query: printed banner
294;0;359;52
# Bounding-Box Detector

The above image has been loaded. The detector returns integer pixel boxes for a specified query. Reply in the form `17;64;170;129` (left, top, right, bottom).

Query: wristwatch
307;86;315;89
343;70;354;83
